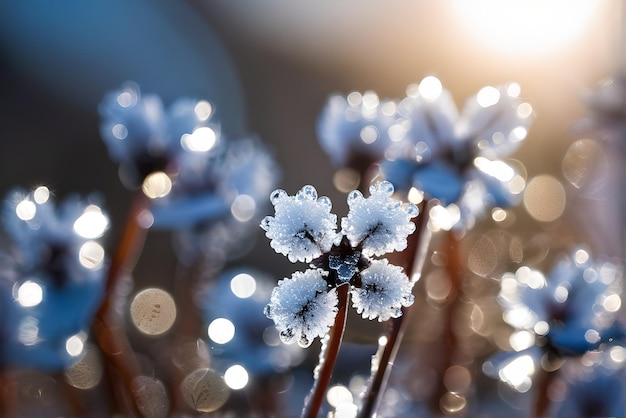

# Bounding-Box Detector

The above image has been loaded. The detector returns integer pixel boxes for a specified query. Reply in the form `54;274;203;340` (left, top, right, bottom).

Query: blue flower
485;247;624;390
262;182;418;347
0;186;108;371
379;77;534;229
150;136;279;265
99;82;220;187
317;91;401;170
200;268;305;376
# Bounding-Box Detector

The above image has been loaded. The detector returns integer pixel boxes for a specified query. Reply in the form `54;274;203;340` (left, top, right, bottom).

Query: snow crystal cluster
261;181;418;347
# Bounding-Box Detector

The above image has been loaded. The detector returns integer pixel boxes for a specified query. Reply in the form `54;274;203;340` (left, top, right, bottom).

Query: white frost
264;269;338;348
341;181;418;257
351;259;414;321
261;185;340;263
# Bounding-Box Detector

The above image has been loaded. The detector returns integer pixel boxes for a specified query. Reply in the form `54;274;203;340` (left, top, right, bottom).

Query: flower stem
357;200;432;418
431;228;464;414
93;193;149;417
301;284;350;418
534;368;556;418
0;369;18;418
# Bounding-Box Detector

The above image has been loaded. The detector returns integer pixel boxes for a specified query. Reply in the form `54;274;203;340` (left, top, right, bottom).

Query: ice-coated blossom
316;78;533;230
262;182;418;347
261;185;340;263
264;269;338;348
341;181;418;256
485;247;624;390
200;268;304;375
150;136;279;265
0;186;108;371
99;81;220;186
316;91;400;169
351;259;414;321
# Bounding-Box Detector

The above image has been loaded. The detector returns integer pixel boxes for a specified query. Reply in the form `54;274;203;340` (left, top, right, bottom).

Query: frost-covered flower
200;268;305;375
351;259;415;321
0;186;108;371
376;77;534;229
150;136;279;265
342;182;418;256
99;81;220;187
261;185;340;263
484;247;623;390
262;182;418;347
265;269;339;348
317;91;401;170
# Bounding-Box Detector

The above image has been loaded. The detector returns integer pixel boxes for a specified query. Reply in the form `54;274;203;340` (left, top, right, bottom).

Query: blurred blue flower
199;268;305;377
150;135;280;265
0;186;108;371
551;351;626;418
485;247;624;391
380;77;534;229
261;182;417;347
99;82;220;187
317;91;400;171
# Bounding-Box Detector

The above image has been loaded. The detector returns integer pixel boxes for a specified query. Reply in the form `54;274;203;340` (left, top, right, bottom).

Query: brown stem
357;200;432;418
301;284;350;418
431;229;464;414
534;368;556;418
0;368;18;418
168;260;213;415
93;193;149;417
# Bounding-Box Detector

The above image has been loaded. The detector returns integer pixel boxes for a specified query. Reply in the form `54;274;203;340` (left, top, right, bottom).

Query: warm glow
452;0;600;55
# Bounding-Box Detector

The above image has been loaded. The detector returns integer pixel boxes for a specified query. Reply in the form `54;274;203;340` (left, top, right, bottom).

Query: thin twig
301;284;350;418
93;193;149;417
357;200;433;418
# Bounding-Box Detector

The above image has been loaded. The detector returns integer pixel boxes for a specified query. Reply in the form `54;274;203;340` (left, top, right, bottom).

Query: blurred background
0;1;624;416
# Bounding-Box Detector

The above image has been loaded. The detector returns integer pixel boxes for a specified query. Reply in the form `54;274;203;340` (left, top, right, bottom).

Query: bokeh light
142;171;173;199
130;288;177;336
208;318;235;344
523;175;566;222
224;364;249;390
182;368;230;413
16;281;43;307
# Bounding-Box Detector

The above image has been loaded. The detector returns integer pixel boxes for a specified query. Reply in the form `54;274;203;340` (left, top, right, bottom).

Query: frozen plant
0;186;109;370
261;181;418;347
379;77;534;230
484;246;624;415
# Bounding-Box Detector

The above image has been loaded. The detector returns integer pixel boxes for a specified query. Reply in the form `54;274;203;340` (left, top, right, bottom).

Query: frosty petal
261;185;340;263
351;259;414;321
317;92;399;167
341;181;417;257
457;83;534;159
264;269;338;348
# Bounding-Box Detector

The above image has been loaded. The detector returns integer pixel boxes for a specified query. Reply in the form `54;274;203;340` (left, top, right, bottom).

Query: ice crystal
264;269;338;348
261;185;340;263
341;181;418;256
351;259;414;321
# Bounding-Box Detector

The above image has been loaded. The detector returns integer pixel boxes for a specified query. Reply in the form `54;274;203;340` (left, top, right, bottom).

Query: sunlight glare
452;0;600;55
